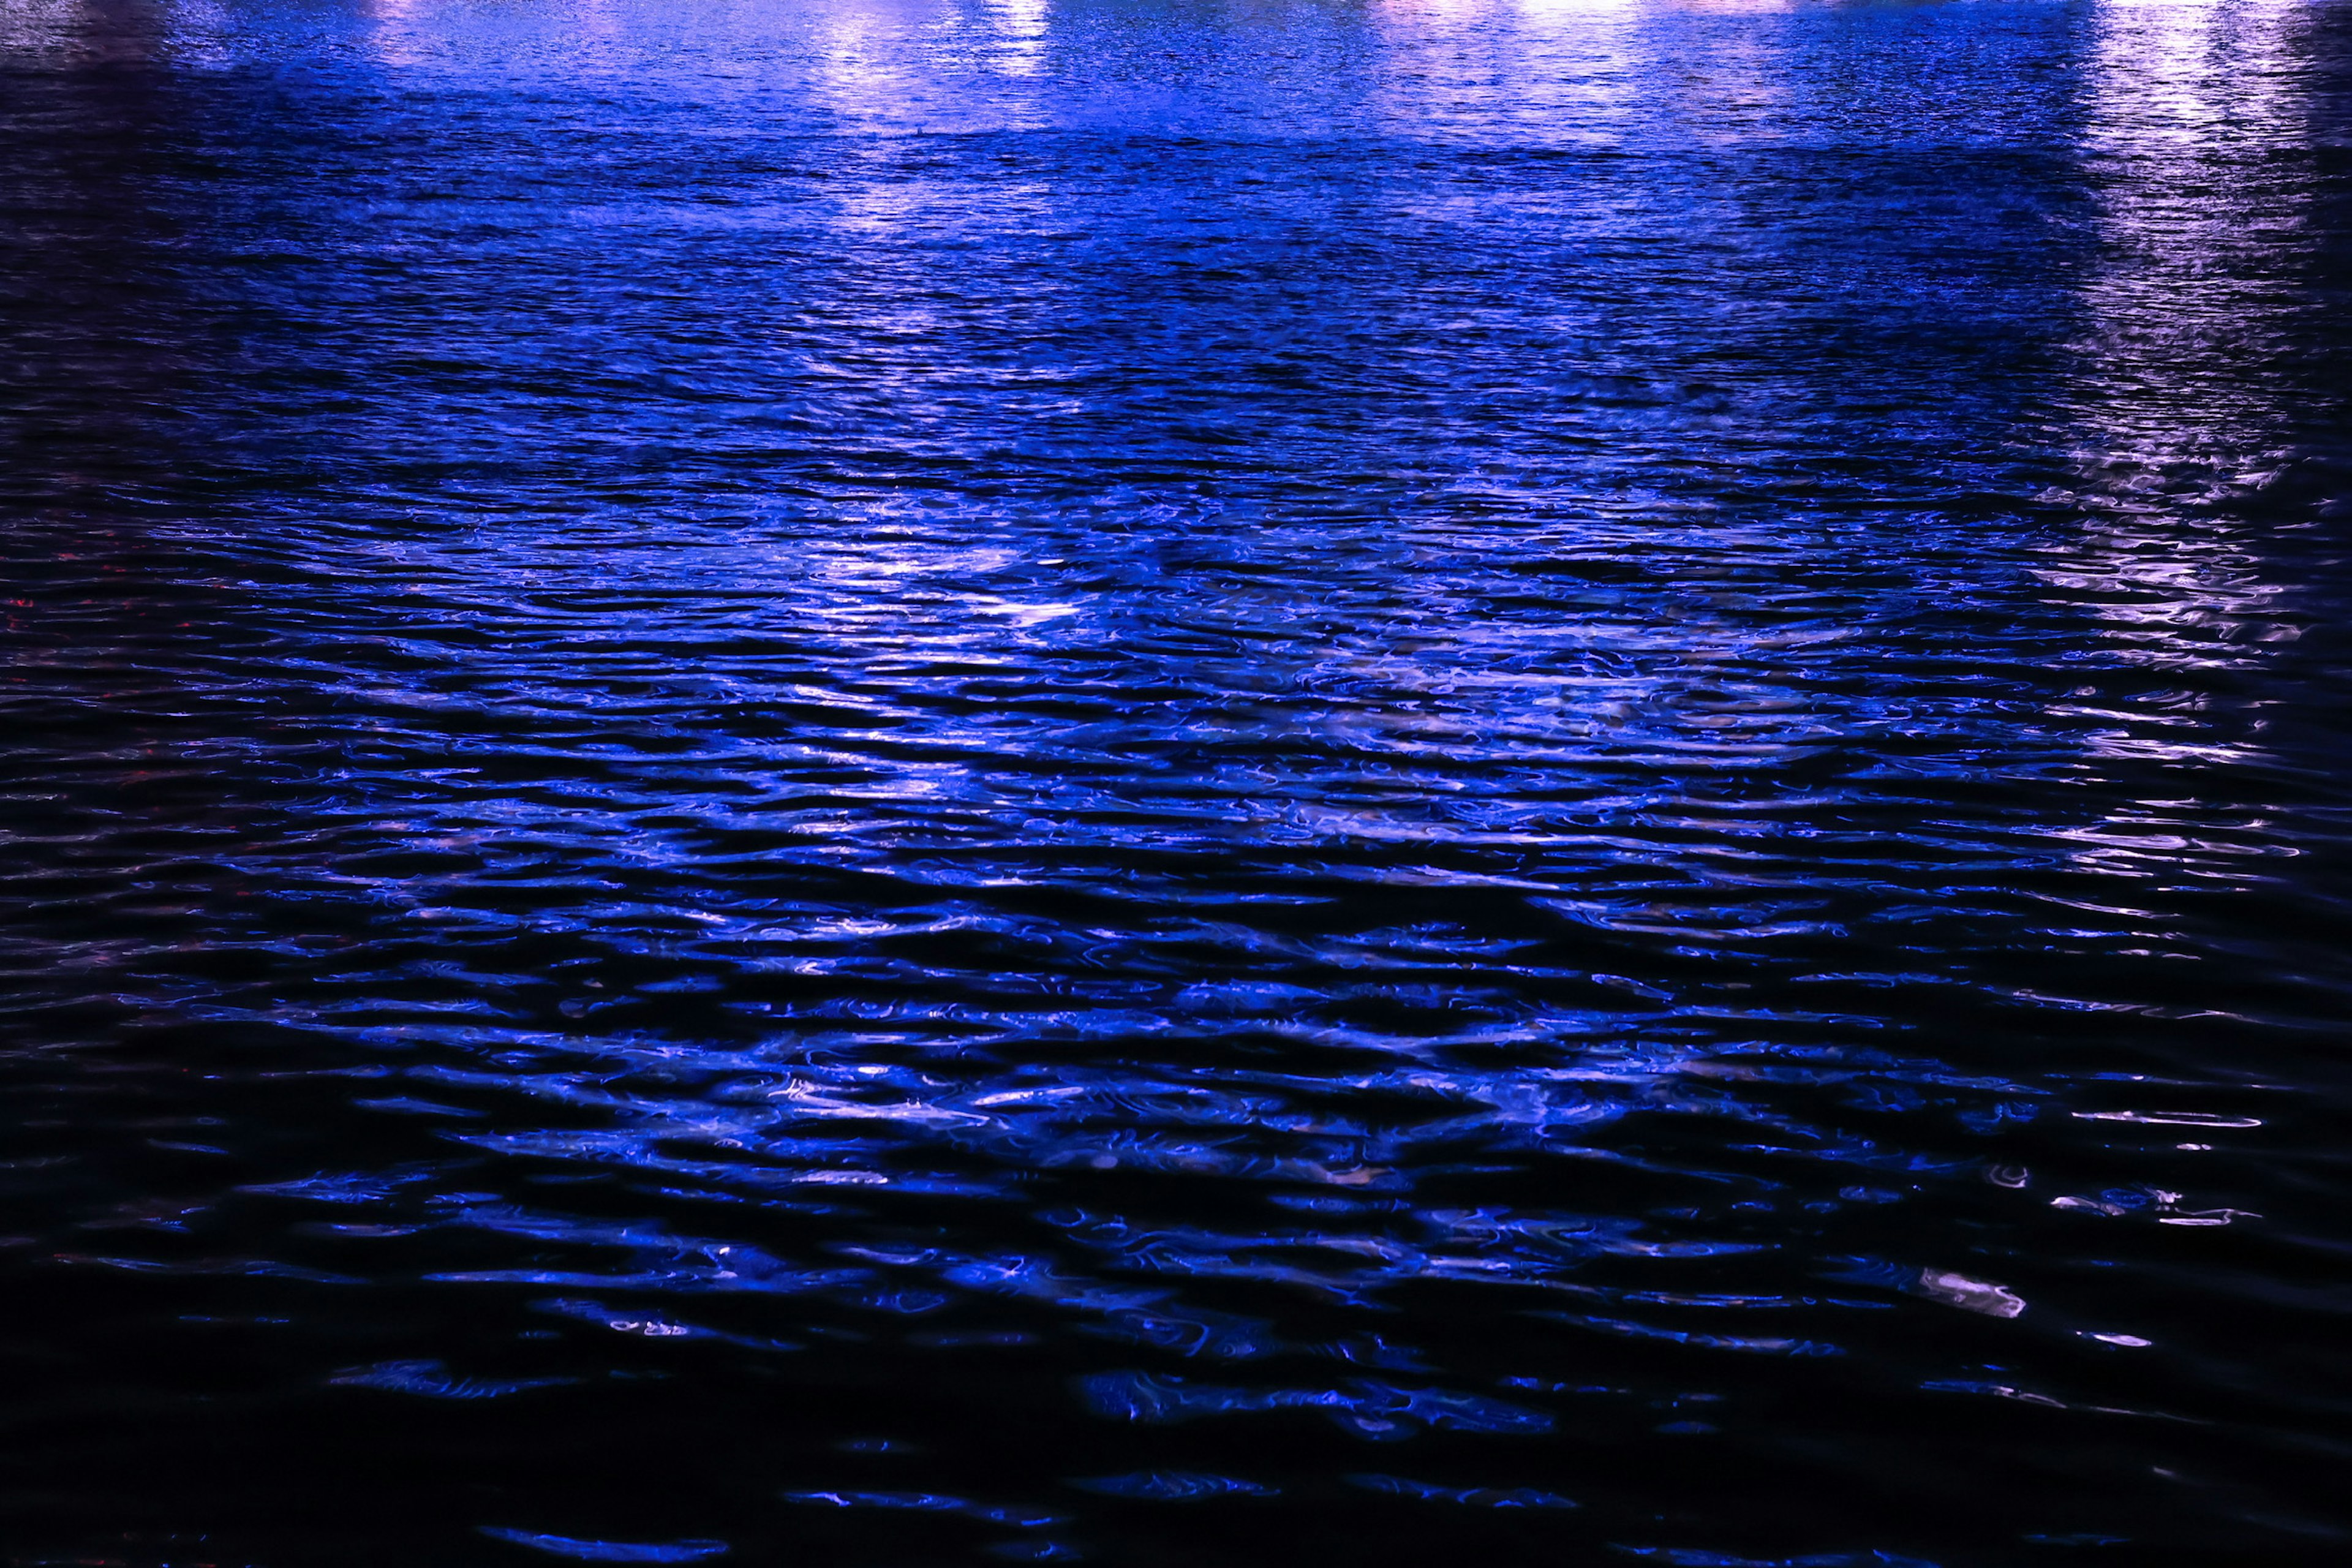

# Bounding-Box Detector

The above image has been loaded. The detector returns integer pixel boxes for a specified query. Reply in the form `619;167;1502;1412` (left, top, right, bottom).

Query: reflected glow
2051;0;2311;795
993;0;1047;76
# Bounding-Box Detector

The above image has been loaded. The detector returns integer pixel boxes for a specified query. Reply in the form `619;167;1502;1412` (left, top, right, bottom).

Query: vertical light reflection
799;0;1015;133
1507;0;1648;146
1364;0;1653;147
990;0;1047;77
2075;0;2307;458
801;0;900;124
361;0;437;69
2046;0;2313;808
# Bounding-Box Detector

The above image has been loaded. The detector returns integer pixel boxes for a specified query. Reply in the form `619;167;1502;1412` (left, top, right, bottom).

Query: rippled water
4;0;2352;1562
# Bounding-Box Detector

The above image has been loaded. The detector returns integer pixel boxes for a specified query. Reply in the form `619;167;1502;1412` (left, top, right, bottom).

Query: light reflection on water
1;0;2350;1563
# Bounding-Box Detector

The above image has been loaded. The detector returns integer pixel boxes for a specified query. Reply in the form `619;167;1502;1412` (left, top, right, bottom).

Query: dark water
5;0;2352;1562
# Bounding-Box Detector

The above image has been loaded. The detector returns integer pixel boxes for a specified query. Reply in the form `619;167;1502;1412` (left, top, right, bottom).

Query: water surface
4;0;2351;1562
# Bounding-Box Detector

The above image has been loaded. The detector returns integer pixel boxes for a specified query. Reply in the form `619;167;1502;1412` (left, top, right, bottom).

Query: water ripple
2;0;2350;1562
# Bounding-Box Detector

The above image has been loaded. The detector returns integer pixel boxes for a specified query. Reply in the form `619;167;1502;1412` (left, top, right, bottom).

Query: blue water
4;0;2351;1562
